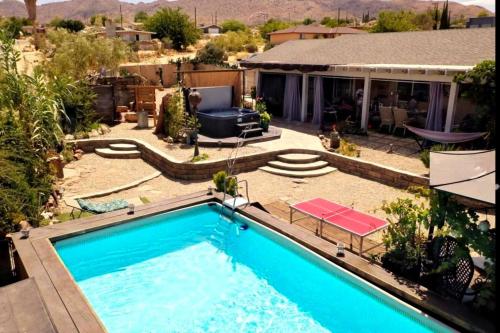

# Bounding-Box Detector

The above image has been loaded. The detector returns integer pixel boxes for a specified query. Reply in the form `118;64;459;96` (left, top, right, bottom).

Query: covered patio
242;28;494;137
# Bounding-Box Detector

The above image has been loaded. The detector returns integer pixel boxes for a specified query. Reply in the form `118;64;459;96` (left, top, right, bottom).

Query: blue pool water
55;204;452;333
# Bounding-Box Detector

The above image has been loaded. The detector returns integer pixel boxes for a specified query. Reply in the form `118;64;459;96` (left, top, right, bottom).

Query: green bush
212;171;237;196
419;144;456;168
134;11;149;23
213;31;260;53
259;19;291;40
52;19;85;33
164;88;185;139
244;43;258;53
336;139;360;157
221;19;247;33
196;42;224;65
0;17;30;39
144;8;200;51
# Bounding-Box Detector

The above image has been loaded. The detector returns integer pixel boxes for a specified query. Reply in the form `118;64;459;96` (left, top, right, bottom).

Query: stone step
236;122;260;129
241;127;263;138
109;143;138;151
267;160;329;171
95;148;141;159
259;166;337;178
277;153;321;164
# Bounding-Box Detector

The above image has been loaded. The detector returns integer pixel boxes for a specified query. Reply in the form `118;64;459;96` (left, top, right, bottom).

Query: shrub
259;19;291;40
221;19;247;33
196;42;224;65
213;31;260;53
419;144;456;168
144;8;200;51
134;11;149;23
244;43;258;53
213;171;237;196
52;19;85;33
336;139;359;157
0;17;30;39
164;88;185;139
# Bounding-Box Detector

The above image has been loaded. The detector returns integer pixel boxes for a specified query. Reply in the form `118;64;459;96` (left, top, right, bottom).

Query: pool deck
11;192;494;333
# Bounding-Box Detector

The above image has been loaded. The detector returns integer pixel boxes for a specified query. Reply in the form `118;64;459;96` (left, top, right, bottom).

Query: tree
439;0;450;30
196;42;224;65
259;18;291;40
302;18;315;25
413;11;435;30
53;19;85;33
371;10;417;33
24;0;36;22
221;19;247;33
90;14;108;27
432;4;440;30
144;8;200;51
134;11;148;23
477;10;489;18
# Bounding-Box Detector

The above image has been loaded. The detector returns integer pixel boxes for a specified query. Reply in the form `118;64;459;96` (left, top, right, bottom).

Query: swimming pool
55;203;453;333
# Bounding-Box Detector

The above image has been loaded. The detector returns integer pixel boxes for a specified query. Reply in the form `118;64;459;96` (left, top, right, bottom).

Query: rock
166;136;174;143
65;134;75;141
100;124;111;134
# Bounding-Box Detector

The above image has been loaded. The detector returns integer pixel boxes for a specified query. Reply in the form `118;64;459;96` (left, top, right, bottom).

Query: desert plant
221;19;247;33
336;139;359;157
212;171;237;196
164;87;185;139
196;42;224;65
259;18;291;40
244;43;258;53
52;19;85;32
255;98;267;113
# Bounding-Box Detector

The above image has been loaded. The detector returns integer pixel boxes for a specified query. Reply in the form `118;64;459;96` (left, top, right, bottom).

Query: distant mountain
0;0;493;25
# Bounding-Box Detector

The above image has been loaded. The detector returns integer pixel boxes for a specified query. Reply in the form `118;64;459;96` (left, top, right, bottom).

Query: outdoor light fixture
479;220;490;232
207;186;214;195
128;203;135;215
337;242;345;257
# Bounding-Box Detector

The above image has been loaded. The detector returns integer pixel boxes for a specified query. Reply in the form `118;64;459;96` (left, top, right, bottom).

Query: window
397;82;412;101
413;83;429;102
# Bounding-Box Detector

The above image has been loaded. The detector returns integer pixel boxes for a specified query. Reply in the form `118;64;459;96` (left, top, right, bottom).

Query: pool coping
11;191;493;333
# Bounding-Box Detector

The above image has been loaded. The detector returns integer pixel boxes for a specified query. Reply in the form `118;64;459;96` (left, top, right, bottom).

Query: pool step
277;153;321;164
259;166;337;178
267;160;329;171
95;148;141;159
108;143;138;151
236;122;260;129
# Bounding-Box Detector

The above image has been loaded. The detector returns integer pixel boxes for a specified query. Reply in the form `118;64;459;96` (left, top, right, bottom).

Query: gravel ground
60;154;158;199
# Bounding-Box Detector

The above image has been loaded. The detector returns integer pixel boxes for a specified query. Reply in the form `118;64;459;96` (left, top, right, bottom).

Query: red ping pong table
289;198;388;255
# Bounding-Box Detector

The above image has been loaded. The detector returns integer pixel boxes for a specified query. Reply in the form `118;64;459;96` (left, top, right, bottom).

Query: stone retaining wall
74;138;429;188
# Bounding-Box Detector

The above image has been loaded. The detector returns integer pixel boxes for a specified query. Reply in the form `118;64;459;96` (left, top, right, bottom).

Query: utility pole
120;4;123;28
194;7;197;27
215;11;217;25
337;8;340;24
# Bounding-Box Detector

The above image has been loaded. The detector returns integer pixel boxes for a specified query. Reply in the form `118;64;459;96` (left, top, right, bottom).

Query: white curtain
283;75;302;121
312;76;324;126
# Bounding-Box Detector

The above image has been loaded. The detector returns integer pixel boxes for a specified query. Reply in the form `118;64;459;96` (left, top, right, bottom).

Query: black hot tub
197;107;260;138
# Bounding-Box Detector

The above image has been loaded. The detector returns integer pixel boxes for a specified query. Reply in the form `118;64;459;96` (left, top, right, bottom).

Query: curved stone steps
109;143;138;151
95;148;141;159
268;160;329;171
259;166;337;178
277;153;321;164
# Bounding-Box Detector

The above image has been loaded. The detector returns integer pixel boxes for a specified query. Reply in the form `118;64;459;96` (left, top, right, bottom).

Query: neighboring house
466;16;495;28
200;24;222;35
268;25;366;45
96;20;155;50
241;28;495;133
115;30;154;42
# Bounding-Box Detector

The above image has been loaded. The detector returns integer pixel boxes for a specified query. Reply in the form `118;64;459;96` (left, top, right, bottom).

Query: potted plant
260;111;271;132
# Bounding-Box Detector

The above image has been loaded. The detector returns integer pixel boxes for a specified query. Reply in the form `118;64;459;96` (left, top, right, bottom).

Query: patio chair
66;198;129;219
392;108;409;135
379;106;394;132
421;236;474;301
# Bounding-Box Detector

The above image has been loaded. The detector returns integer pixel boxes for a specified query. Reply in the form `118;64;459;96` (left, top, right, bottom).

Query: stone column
360;75;371;131
301;73;309;122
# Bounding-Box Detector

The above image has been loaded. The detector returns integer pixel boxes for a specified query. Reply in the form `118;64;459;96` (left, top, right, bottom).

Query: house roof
115;29;154;35
243;28;495;72
268;25;365;35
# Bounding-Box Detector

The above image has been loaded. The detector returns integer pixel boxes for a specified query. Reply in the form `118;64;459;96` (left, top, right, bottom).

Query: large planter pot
261;121;269;132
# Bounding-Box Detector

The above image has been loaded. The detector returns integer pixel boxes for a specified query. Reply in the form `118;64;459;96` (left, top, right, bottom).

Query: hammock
404;125;487;149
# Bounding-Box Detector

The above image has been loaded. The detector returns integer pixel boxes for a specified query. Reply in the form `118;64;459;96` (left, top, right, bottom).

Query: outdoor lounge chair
404;125;487;149
67;198;129;218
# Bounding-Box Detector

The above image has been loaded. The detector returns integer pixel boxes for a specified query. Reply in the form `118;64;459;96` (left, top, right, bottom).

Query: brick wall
74;138;429;188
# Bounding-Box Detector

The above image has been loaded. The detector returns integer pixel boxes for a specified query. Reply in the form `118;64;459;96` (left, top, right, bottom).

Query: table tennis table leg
359;236;364;256
289;207;293;224
319;219;323;238
350;233;353;251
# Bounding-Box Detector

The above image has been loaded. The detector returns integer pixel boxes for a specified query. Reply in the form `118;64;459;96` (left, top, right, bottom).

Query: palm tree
24;0;37;23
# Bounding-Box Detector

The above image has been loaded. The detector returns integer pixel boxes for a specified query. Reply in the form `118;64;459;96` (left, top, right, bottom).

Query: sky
28;0;496;13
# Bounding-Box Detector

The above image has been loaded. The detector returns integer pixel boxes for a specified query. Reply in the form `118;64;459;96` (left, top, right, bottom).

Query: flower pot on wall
261;121;269;132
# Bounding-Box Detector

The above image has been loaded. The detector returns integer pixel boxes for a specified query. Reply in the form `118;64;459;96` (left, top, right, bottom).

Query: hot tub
197;107;260;138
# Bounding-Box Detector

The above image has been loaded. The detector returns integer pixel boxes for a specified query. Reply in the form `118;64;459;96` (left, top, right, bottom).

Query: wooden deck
10;191;494;333
0;278;56;333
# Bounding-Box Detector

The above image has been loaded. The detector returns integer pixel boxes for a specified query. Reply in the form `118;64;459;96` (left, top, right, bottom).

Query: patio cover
430;150;496;205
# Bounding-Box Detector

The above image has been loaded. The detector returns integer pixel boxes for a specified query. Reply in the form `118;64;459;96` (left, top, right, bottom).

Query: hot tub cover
430;150;496;205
